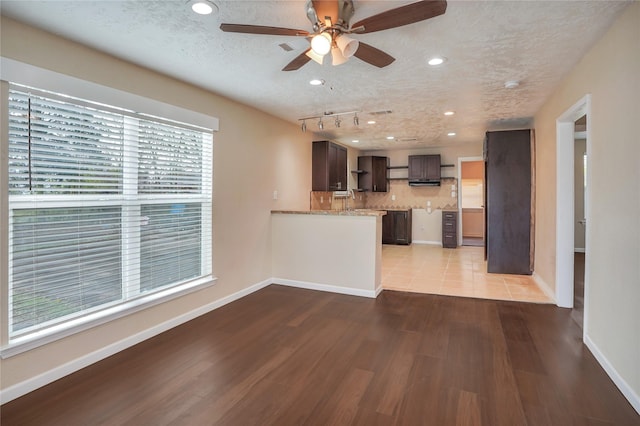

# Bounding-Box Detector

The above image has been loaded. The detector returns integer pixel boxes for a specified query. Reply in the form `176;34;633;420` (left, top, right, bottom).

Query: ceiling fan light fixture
335;34;359;58
190;0;217;15
305;49;325;65
331;46;348;66
311;32;332;56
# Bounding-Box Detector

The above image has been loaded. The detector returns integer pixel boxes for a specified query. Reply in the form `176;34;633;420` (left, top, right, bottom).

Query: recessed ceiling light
386;136;395;140
447;132;456;136
444;111;455;116
367;120;376;125
309;79;325;86
191;1;217;15
352;140;359;143
428;56;446;66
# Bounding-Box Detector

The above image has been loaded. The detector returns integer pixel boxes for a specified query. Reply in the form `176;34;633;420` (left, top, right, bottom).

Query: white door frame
556;95;591;315
457;156;484;246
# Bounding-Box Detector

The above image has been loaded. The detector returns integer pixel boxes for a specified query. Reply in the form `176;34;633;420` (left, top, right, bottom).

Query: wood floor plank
2;286;638;426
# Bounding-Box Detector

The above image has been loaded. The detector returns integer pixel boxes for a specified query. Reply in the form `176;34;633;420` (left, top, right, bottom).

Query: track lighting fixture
298;110;362;133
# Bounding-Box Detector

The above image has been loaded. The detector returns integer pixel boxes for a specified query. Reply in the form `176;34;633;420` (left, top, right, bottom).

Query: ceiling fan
220;0;447;71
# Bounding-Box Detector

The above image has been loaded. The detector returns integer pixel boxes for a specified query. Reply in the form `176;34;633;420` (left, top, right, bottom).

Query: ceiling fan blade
220;23;309;37
282;49;313;71
353;42;395;68
352;0;447;34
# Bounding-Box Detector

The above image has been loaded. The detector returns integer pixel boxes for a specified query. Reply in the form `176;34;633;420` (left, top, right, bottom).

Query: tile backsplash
310;177;458;211
365;178;458;210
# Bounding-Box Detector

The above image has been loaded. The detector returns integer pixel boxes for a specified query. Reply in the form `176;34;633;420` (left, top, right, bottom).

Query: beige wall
0;17;312;393
533;2;639;404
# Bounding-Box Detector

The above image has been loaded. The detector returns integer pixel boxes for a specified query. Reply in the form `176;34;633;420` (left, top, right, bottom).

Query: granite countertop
272;209;387;217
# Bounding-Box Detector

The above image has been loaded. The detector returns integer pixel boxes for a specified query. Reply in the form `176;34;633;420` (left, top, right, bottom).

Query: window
6;85;213;341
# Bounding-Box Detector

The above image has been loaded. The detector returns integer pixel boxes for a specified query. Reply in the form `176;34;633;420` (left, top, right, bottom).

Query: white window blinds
7;85;213;338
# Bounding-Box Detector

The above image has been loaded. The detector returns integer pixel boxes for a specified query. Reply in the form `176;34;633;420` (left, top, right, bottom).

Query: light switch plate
273;190;278;200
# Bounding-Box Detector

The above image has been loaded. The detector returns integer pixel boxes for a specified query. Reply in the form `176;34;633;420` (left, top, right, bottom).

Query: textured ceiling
0;1;630;150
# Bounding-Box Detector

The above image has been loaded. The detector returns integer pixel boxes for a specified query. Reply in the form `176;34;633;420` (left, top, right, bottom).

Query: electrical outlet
451;191;456;198
391;194;396;201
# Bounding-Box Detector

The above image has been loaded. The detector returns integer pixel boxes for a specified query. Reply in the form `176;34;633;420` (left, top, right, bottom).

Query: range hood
408;179;441;187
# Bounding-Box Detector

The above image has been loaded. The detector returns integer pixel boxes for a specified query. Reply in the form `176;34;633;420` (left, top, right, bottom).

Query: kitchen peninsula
271;210;386;298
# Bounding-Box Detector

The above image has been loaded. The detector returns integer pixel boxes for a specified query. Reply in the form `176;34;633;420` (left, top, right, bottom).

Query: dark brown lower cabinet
442;210;457;248
382;210;412;245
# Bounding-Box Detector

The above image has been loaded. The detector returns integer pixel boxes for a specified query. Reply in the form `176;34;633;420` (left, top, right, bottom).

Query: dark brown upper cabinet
408;154;441;186
312;141;348;191
357;156;388;192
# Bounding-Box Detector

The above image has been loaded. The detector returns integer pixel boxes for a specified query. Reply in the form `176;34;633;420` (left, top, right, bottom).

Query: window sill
1;276;217;359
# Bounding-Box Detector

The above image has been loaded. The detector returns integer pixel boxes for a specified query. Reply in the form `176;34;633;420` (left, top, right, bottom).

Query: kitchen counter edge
271;209;387;217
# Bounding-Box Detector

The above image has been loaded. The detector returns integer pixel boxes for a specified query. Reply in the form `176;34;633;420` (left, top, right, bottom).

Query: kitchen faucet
346;189;355;210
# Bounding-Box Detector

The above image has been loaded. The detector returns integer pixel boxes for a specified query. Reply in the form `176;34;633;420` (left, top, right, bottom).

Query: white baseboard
532;273;557;304
584;334;640;415
411;240;441;246
0;278;272;405
272;277;379;299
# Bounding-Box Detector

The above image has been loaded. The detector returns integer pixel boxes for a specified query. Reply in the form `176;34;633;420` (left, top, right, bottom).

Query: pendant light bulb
311;32;332;56
318;118;324;130
353;113;359;126
301;120;307;132
335;116;341;128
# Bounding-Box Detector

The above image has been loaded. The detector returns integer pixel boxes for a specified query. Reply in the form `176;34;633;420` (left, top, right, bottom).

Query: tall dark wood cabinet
312;141;348;191
485;129;533;274
382;210;412;245
357;156;388;192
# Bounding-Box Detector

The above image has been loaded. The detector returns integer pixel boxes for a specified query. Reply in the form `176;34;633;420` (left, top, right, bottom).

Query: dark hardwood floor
2;285;638;425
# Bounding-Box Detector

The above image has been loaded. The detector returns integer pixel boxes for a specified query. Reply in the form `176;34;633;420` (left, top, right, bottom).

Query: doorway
572;115;587;329
556;95;590;337
457;157;485;247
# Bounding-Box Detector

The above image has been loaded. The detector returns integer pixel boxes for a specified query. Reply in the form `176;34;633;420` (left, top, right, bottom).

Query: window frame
1;59;218;358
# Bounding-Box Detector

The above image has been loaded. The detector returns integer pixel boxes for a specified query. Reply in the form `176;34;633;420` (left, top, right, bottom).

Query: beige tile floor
382;244;553;303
